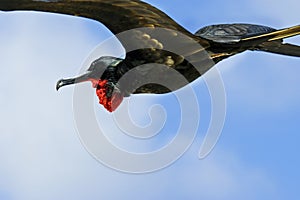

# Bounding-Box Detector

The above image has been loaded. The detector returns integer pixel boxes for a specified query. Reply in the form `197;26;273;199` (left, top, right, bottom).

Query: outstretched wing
0;0;187;34
195;23;277;43
196;23;300;58
0;0;213;94
0;0;210;60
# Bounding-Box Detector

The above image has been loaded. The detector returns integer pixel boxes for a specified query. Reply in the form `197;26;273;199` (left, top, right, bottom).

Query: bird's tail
242;25;300;57
255;42;300;57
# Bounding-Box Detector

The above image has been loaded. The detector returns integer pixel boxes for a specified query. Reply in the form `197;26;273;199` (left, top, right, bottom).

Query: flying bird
1;0;299;112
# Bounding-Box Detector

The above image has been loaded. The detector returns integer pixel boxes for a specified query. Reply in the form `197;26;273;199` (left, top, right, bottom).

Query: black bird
1;0;299;111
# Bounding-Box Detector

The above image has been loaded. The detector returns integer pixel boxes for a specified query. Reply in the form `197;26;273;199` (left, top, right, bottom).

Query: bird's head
56;56;125;112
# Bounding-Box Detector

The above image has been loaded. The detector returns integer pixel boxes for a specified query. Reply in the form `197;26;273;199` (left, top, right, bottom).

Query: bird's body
1;0;299;111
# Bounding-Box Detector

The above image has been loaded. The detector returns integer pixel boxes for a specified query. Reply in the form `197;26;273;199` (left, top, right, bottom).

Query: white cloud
173;148;277;200
247;0;300;26
0;0;299;199
218;52;300;113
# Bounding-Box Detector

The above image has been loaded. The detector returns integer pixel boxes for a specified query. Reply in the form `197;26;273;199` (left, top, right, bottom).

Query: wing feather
0;0;211;68
0;0;213;95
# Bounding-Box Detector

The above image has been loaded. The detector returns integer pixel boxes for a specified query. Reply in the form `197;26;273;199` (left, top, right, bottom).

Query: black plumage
0;0;299;110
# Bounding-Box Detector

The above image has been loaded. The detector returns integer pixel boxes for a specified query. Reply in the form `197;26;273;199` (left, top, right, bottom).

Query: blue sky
0;0;299;199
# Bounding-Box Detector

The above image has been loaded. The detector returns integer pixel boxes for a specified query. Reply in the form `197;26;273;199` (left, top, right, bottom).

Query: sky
0;0;299;199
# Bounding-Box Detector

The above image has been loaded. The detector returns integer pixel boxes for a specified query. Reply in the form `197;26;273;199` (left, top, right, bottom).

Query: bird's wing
195;23;277;43
0;0;210;61
241;25;300;42
196;23;300;60
241;25;300;57
0;0;213;94
0;0;187;34
196;23;300;43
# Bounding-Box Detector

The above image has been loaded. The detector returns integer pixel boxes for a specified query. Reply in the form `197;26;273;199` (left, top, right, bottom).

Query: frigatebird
1;0;299;111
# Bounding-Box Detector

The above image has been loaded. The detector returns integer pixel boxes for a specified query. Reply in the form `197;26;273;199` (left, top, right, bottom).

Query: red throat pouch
93;79;123;112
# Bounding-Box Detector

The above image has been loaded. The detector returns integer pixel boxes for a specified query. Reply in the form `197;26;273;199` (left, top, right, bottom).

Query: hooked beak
56;71;93;91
